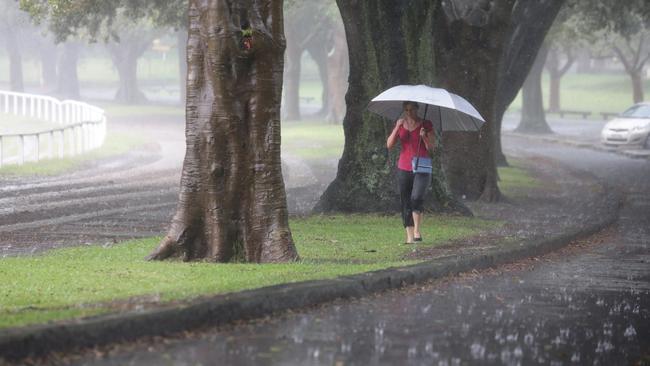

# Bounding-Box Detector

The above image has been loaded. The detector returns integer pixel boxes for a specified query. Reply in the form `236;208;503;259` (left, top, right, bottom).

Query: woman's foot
413;236;422;242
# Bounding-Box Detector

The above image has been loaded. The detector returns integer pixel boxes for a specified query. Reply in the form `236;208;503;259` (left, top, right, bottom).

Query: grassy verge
0;214;500;329
281;119;343;160
0;132;147;176
507;72;650;117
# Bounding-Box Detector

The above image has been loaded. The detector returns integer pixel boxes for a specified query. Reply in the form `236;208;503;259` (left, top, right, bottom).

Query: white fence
0;90;106;168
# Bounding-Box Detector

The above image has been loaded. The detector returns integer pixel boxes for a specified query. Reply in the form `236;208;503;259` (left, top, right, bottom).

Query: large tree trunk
326;23;348;124
493;0;565;167
57;42;80;99
148;0;298;263
283;43;301;120
308;46;330;117
317;0;468;214
432;0;516;202
109;39;149;104
6;30;24;92
516;44;552;134
177;29;188;105
40;43;58;92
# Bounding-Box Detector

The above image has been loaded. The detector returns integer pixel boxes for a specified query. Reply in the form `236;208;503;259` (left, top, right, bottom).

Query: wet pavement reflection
69;138;649;366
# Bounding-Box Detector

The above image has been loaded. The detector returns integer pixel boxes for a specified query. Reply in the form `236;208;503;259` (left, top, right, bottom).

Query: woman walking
386;101;436;244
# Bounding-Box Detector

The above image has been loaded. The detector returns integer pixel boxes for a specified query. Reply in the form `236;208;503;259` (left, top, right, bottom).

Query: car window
621;105;650;118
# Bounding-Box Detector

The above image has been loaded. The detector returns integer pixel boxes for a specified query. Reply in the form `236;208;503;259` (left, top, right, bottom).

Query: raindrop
624;325;637;338
507;332;519;343
571;352;581;363
451;357;461;366
596;298;605;306
524;333;534;346
422;304;431;314
408;345;417;358
560;328;570;339
470;342;486;360
456;305;463;314
513;346;524;359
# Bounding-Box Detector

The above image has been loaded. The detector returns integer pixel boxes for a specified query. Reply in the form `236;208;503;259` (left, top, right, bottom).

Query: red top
397;120;434;171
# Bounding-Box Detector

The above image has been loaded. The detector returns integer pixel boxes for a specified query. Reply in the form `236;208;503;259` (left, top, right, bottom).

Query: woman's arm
420;124;436;152
386;119;403;149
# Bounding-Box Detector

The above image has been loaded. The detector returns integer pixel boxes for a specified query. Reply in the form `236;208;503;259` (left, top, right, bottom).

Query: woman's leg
411;173;430;239
397;169;415;242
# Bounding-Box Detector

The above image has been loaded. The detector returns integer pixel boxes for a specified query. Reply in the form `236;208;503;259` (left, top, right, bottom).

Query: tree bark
109;38;150;104
56;42;80;99
148;0;298;263
5;29;24;92
432;0;516;202
516;43;552;134
177;29;188;105
317;0;469;214
492;0;565;167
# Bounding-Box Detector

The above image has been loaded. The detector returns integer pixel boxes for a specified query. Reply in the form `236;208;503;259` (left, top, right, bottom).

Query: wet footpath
51;137;650;365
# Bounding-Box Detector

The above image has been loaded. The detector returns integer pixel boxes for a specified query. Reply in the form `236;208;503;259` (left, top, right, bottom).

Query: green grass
281;120;343;160
0;214;499;329
508;72;650;117
498;164;541;194
0;132;146;176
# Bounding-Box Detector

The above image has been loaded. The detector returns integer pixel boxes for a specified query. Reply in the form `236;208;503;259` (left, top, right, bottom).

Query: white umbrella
367;84;486;131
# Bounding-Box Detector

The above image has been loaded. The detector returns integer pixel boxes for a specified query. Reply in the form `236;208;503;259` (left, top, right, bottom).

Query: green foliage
0;214;501;328
19;0;186;42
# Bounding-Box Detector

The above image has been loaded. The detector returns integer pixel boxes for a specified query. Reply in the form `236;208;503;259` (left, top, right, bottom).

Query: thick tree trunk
109;40;149;104
317;0;468;214
57;42;80;99
177;29;188;105
432;0;516;202
283;43;301;120
307;46;330;117
516;44;552;134
631;70;644;103
326;24;348;124
149;0;298;263
493;0;565;167
6;30;24;92
40;43;58;92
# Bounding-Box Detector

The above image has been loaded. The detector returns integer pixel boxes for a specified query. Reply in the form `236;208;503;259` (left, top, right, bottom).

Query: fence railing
0;90;106;168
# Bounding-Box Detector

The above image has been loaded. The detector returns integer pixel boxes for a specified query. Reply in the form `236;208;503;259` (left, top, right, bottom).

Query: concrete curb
504;132;650;160
0;192;623;363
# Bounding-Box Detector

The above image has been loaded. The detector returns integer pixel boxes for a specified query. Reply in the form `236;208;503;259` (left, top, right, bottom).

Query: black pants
397;169;430;228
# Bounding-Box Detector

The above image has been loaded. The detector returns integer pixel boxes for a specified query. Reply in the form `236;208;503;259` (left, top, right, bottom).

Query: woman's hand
419;128;426;138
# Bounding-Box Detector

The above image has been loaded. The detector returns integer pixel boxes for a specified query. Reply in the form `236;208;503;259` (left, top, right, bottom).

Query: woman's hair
403;101;419;110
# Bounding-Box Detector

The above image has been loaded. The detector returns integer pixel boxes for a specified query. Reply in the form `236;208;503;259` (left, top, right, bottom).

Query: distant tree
544;8;582;113
515;42;552;134
572;0;650;103
0;0;32;92
283;0;336;120
105;16;162;104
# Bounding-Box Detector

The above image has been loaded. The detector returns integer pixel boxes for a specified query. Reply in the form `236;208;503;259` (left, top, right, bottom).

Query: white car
601;102;650;149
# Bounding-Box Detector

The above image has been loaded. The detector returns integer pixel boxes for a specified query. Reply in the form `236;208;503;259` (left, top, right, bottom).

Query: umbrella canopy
367;84;486;132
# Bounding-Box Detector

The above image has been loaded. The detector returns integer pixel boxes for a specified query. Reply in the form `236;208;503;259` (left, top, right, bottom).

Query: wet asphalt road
63;137;650;365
